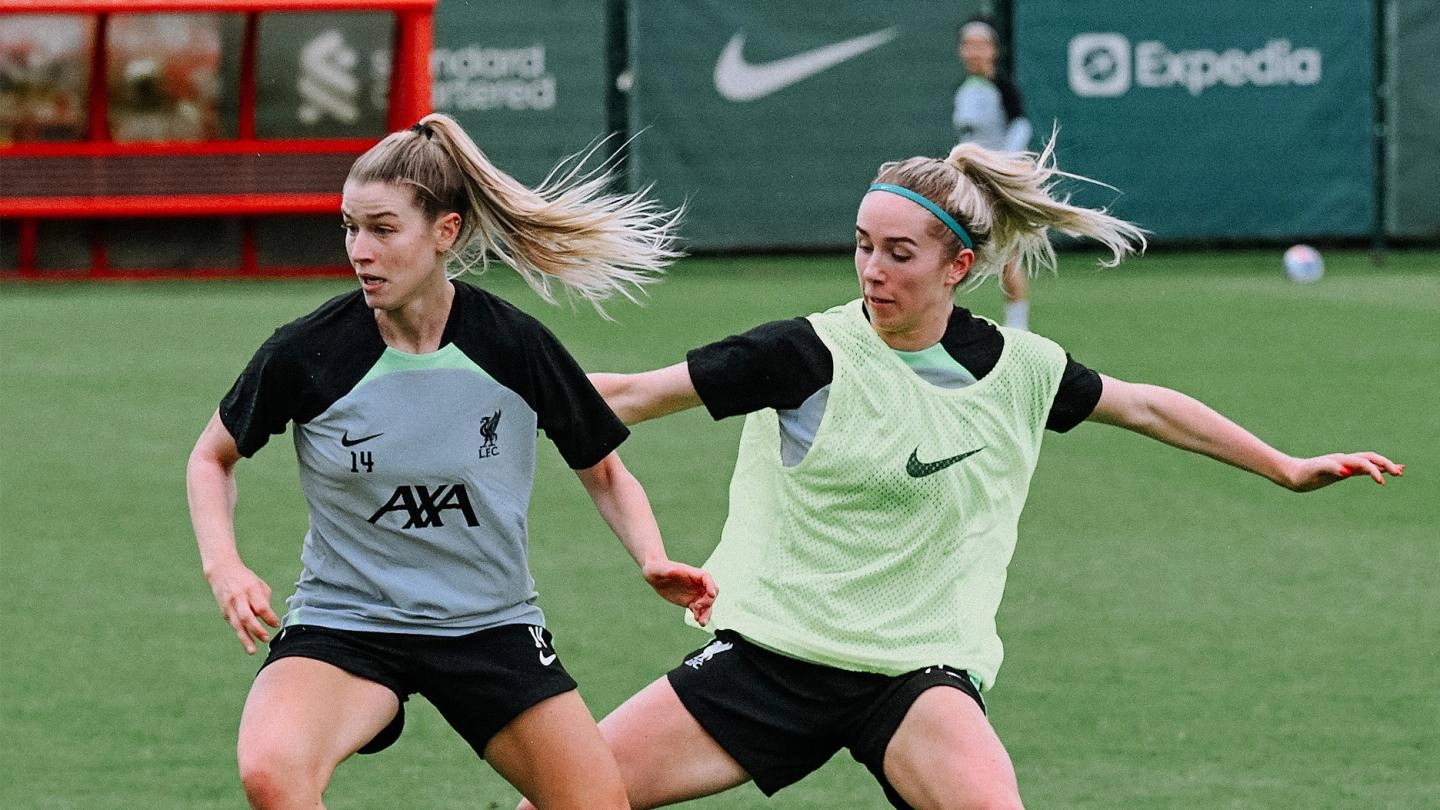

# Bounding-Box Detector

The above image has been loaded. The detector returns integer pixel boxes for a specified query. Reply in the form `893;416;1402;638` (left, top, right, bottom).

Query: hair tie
867;183;974;249
410;122;434;140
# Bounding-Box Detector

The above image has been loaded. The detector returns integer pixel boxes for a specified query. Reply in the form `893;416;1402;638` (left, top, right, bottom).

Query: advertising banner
255;12;393;139
630;1;986;250
1388;0;1440;239
1015;1;1375;242
431;0;611;185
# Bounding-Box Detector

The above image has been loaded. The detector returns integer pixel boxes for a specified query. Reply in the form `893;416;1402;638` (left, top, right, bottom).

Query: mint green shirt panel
356;343;497;385
702;299;1067;687
892;341;979;388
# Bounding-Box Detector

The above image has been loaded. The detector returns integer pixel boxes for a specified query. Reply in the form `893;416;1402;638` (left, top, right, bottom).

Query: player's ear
947;247;974;287
434;212;462;253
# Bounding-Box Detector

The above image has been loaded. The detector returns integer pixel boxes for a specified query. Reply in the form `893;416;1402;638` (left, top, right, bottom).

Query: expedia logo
368;484;480;529
1068;34;1131;98
1069;34;1322;97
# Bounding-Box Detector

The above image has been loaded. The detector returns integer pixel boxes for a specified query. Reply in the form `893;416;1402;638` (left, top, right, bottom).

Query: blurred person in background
532;137;1403;810
187;112;715;810
111;58;204;142
954;16;1034;331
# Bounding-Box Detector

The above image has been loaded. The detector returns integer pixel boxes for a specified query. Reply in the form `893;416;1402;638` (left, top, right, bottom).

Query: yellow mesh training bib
701;299;1067;687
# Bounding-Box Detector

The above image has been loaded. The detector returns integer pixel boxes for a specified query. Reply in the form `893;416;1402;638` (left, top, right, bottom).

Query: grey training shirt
220;281;628;635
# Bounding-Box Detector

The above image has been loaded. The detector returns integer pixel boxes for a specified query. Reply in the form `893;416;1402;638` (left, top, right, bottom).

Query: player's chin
358;280;394;308
865;299;908;331
864;294;898;313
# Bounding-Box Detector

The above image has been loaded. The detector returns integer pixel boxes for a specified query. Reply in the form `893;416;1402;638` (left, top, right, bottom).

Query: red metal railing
1;0;434;278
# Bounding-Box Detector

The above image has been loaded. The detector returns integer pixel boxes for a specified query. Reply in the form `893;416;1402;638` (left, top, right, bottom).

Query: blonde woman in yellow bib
521;139;1403;810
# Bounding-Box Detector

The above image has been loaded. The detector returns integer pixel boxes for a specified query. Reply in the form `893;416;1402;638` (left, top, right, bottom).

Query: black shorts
260;622;577;757
667;629;985;810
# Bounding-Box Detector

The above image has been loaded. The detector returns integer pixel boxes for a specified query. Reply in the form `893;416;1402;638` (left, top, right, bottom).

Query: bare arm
185;410;281;653
574;451;717;624
1088;375;1403;492
589;362;703;426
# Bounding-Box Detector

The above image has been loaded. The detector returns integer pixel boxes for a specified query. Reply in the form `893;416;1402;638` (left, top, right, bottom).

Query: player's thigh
600;675;751;809
486;689;628;810
883;686;1022;810
238;656;400;777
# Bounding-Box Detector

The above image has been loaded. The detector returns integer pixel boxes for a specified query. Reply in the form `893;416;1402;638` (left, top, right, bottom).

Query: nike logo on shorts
529;625;557;666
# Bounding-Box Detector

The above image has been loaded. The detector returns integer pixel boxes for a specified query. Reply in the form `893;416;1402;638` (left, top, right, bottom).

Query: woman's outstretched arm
1088;374;1403;492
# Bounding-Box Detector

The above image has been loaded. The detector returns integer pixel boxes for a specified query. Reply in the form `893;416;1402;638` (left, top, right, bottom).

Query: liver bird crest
479;410;502;449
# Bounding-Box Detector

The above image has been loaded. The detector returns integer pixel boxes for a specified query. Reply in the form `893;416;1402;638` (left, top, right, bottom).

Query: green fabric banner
630;1;986;250
1015;0;1375;242
1388;0;1440;239
431;0;610;185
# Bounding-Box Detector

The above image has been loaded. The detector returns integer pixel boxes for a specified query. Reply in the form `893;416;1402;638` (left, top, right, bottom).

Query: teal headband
867;183;974;250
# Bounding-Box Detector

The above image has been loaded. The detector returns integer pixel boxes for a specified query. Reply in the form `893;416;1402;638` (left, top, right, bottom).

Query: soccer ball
1283;244;1324;283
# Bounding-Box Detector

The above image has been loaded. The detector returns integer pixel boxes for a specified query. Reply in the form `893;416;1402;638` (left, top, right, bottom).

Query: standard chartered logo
432;45;555;112
1069;33;1322;97
298;30;361;124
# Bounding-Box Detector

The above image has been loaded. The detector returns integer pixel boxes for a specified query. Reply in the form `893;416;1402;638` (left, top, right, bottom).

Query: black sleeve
446;284;628;470
1047;354;1103;433
995;74;1026;123
685;318;834;420
218;291;386;457
521;322;630;470
218;329;306;458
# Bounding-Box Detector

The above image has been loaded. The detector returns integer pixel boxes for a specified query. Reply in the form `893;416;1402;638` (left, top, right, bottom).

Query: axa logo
1069;34;1322;97
368;484;480;529
478;409;502;459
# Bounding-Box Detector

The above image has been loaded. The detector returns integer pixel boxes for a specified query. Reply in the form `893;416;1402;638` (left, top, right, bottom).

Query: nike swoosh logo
340;431;384;447
714;27;900;102
906;446;985;478
539;651;557;667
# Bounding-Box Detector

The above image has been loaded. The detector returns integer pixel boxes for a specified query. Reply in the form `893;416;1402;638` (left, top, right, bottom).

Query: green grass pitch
1;249;1436;808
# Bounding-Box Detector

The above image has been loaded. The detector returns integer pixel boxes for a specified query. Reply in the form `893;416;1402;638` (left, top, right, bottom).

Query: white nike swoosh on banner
714;27;900;102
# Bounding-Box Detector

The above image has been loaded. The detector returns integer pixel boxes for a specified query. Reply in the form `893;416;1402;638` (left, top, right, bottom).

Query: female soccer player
953;17;1034;331
539;139;1403;809
186;113;715;810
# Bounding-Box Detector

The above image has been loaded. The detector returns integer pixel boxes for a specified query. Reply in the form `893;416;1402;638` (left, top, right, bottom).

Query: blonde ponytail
348;113;682;311
873;132;1146;284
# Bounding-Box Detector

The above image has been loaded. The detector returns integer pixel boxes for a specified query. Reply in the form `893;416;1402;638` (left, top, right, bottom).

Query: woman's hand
1276;451;1404;493
206;560;281;655
642;559;718;626
578;451;718;623
188;411;279;654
